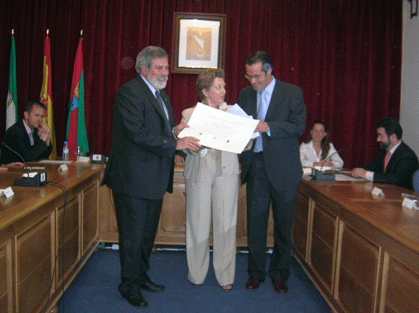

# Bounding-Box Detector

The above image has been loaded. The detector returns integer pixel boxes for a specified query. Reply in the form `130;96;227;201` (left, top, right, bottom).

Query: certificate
178;103;259;153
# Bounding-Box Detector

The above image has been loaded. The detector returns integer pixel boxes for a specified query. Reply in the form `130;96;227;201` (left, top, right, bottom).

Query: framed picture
172;12;227;74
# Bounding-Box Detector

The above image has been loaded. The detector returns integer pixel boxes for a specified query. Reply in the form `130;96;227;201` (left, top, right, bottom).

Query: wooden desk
0;163;103;313
293;177;419;313
98;165;275;247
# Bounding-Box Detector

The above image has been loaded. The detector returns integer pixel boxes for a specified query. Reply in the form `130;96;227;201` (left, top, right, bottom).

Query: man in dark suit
351;117;418;190
102;46;199;308
0;100;52;164
238;51;306;293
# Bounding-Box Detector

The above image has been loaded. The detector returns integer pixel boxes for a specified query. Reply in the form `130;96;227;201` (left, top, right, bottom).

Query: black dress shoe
245;276;265;290
273;279;289;293
122;293;148;307
139;280;165;292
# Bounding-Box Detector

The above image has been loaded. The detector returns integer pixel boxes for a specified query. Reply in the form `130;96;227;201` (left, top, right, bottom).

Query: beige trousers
185;170;238;287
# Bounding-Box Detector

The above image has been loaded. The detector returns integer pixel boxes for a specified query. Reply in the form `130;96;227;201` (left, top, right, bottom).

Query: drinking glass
74;146;83;161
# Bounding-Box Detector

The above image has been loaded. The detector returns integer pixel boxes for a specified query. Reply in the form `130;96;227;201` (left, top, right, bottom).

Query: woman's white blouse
299;141;344;168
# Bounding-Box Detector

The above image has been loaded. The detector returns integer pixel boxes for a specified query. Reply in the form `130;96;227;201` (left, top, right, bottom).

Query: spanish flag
66;34;89;159
39;30;57;160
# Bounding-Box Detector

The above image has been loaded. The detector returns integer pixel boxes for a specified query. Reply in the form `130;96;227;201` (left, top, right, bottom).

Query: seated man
0;100;52;164
351;117;418;190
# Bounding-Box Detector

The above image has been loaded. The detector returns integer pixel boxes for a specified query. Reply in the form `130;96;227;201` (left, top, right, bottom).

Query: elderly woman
181;68;239;291
300;120;344;168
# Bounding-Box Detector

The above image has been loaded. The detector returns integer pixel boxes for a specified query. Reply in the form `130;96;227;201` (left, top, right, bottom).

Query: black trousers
246;153;297;282
112;190;163;296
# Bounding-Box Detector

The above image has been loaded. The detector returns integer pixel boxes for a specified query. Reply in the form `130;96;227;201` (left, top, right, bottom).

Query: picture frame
172;12;227;74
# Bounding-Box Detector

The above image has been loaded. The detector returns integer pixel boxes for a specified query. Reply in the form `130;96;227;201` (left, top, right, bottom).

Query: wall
401;0;419;155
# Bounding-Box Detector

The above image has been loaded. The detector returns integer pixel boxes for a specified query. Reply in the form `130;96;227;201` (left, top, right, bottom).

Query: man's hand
173;122;189;137
351;168;367;178
7;162;25;168
37;123;51;145
174;155;185;165
255;120;269;133
176;136;200;151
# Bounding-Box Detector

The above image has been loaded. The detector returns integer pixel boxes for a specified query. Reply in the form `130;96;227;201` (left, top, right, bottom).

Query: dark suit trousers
246;153;296;282
113;190;163;296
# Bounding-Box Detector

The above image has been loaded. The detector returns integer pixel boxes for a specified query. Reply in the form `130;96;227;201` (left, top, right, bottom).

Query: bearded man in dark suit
103;46;199;308
351;117;418;190
238;51;306;294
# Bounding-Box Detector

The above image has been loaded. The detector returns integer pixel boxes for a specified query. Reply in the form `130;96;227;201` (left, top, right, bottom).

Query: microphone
313;148;343;181
1;142;48;187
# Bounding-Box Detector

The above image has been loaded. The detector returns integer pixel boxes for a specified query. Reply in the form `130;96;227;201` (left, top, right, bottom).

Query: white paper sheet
178;103;259;154
227;104;260;139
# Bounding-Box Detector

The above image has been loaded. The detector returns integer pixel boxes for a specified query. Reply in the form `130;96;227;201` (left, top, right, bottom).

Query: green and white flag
6;32;18;130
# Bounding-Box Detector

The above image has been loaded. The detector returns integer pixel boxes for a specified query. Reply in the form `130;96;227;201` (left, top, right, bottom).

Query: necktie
254;90;264;152
29;131;34;146
383;151;391;172
155;90;171;132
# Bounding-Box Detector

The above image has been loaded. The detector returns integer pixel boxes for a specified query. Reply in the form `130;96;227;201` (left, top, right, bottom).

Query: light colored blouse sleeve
327;143;344;168
299;142;316;168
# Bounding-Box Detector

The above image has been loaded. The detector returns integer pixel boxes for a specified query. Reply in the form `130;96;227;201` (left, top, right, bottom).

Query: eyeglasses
244;74;264;80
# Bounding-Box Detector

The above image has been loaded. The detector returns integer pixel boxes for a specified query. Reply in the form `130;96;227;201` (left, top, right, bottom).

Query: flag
6;32;18;130
40;33;57;160
66;36;89;159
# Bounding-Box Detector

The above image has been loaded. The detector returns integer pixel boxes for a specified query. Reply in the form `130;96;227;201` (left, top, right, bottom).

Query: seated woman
300;120;344;168
181;68;238;291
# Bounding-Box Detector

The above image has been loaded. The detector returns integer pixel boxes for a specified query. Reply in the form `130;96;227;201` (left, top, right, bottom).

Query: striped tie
254;90;264;153
29;131;34;146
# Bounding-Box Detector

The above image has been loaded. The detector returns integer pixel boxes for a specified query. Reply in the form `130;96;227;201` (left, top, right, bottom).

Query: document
178;102;259;154
227;104;260;139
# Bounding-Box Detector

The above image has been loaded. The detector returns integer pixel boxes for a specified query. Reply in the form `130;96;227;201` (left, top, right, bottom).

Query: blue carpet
59;247;331;312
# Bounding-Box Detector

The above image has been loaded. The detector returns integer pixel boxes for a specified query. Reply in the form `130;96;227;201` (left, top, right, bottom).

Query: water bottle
63;141;69;161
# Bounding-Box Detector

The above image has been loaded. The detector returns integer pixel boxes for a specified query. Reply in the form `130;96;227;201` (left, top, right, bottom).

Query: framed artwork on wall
172;12;227;74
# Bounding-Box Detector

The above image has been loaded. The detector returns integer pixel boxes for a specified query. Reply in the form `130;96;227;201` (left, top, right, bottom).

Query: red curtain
0;0;402;168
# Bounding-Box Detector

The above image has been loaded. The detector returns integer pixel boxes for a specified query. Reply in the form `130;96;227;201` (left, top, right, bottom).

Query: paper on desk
334;174;368;181
178;102;259;154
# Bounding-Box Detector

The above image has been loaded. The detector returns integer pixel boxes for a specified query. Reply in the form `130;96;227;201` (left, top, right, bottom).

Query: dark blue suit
0;120;52;164
102;75;177;297
364;141;418;190
239;78;306;282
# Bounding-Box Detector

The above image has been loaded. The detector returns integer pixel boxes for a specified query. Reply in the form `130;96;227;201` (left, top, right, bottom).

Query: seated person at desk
299;120;343;168
0;100;52;165
0;148;24;170
351;117;418;190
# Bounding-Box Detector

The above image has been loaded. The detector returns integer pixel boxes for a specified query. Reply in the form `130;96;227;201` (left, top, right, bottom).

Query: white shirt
299;141;344;168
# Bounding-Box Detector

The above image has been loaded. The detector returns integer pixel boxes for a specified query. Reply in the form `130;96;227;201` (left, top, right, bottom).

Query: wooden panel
98;183;119;242
338;224;380;313
57;196;80;284
0;239;12;313
16;216;52;313
311;204;337;292
383;254;419;313
82;183;98;253
292;192;310;259
157;172;186;243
